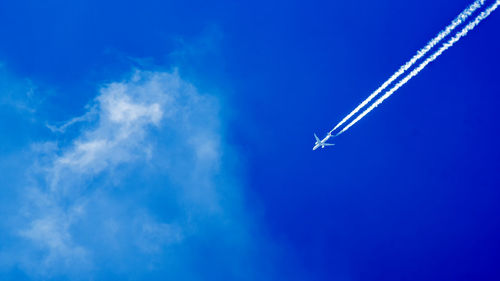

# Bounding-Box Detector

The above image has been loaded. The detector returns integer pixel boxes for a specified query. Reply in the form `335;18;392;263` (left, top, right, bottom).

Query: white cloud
3;68;265;280
0;64;40;114
19;214;91;273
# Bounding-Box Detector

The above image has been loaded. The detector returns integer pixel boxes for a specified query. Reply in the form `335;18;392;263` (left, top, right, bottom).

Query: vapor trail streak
336;0;500;136
329;0;485;134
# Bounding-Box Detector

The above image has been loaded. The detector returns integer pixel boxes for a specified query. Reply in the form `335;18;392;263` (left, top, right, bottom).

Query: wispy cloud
1;68;271;280
0;64;40;114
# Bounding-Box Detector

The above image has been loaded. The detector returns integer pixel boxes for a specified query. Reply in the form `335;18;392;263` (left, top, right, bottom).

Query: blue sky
0;0;499;280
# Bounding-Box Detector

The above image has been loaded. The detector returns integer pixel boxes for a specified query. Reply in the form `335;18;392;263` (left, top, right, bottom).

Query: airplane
313;133;335;150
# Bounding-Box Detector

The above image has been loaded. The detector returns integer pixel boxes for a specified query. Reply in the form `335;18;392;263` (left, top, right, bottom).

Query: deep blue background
0;0;499;280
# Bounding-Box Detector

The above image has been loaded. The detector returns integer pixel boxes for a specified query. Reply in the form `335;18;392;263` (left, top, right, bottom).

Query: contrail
329;0;485;135
335;0;500;136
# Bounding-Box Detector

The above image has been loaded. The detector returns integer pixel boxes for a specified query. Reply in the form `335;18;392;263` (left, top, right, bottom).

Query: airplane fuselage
313;134;332;150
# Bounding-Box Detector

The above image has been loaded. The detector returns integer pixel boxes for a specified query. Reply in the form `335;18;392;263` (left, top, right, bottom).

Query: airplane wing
314;134;320;142
323;143;335;146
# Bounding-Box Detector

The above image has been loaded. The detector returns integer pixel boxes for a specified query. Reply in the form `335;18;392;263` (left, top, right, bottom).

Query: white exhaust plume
329;0;486;135
335;0;500;136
